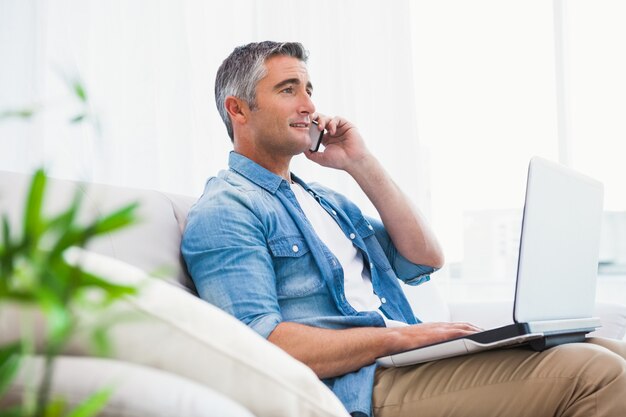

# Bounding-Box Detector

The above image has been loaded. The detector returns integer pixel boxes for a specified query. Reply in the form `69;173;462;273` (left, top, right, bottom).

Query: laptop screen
514;157;604;323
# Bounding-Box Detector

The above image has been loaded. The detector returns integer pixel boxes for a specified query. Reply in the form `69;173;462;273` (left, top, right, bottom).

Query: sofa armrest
449;300;626;340
0;248;349;417
74;249;349;417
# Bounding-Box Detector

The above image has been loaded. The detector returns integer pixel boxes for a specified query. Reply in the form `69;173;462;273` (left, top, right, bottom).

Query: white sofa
1;170;625;417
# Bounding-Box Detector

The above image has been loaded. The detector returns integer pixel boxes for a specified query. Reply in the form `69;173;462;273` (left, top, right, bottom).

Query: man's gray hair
215;41;309;141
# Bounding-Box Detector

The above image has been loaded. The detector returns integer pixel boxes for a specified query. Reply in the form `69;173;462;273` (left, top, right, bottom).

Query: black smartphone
309;120;324;152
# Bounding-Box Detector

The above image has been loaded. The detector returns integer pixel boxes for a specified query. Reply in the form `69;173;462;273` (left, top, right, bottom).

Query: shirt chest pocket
268;236;325;298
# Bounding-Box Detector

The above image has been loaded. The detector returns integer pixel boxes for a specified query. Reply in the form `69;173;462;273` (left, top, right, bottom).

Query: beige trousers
373;338;626;417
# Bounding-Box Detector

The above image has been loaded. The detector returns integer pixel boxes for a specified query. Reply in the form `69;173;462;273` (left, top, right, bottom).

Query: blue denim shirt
182;152;435;416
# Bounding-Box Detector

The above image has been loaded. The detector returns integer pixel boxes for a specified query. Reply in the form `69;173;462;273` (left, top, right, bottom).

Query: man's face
246;55;316;155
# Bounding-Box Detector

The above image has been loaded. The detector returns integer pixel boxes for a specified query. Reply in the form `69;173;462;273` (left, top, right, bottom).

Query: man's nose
299;92;315;115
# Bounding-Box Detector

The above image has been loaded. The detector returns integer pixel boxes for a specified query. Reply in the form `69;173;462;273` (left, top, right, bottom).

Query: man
182;41;626;417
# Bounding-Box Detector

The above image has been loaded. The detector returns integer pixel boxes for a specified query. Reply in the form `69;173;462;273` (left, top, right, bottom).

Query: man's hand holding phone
306;114;371;175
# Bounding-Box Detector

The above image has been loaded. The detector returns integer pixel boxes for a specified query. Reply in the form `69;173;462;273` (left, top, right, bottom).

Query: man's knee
548;343;626;416
373;344;626;417
544;342;626;386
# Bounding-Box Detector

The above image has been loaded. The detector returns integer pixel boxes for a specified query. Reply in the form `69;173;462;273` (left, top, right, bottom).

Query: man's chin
299;142;315;155
288;136;312;155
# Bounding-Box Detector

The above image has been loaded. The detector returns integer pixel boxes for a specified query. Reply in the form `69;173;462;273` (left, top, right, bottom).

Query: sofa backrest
0;170;198;293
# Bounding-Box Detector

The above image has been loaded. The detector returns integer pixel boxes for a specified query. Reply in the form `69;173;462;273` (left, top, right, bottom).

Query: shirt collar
228;151;288;194
290;172;313;192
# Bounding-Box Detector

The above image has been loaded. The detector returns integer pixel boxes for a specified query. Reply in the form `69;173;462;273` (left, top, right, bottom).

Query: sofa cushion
2;355;255;417
0;248;349;417
0;170;197;292
78;184;197;292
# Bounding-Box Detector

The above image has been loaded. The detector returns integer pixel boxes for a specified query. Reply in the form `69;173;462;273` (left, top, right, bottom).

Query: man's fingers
453;322;484;332
313;115;343;136
325;117;341;136
445;322;484;334
312;113;330;131
410;321;483;345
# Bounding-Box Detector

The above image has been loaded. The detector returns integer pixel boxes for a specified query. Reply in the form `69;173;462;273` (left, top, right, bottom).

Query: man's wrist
376;326;413;357
345;153;382;183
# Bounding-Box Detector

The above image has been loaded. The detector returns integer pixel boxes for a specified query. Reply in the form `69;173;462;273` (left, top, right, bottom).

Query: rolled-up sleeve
181;181;282;339
366;216;436;286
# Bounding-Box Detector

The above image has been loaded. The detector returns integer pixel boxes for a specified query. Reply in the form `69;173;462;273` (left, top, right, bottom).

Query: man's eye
281;87;294;94
306;90;313;97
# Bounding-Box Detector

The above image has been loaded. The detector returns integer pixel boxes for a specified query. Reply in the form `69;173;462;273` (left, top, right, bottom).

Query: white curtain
564;0;626;210
2;0;626;297
0;0;426;219
410;0;561;262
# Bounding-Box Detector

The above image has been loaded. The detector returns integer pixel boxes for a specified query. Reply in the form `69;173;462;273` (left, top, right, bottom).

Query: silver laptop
377;157;604;367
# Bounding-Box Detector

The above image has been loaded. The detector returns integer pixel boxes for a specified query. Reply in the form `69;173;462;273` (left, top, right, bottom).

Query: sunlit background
1;0;625;305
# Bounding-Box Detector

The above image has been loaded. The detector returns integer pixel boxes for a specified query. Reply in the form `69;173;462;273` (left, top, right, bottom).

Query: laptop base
376;318;601;367
529;332;588;351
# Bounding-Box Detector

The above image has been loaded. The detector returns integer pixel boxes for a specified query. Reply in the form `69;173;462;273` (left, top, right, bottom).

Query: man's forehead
263;55;310;83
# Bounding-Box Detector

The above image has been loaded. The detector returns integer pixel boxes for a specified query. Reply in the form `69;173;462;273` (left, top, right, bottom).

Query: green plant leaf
88;327;111;357
69;114;86;124
43;396;67;417
46;192;82;234
48;203;138;261
1;214;10;247
0;405;24;417
23;169;47;245
0;108;36;121
48;229;89;261
0;342;22;399
73;82;87;103
0;292;38;303
77;269;137;298
90;203;139;236
64;387;113;417
48;307;73;349
1;215;13;284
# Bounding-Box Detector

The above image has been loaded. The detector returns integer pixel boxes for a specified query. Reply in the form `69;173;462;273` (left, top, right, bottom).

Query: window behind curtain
410;0;560;300
410;0;626;305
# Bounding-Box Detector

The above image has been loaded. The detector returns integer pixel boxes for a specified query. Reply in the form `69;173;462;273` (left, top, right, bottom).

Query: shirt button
370;262;374;270
331;210;337;216
380;297;387;304
292;245;299;253
349;233;356;240
368;224;374;231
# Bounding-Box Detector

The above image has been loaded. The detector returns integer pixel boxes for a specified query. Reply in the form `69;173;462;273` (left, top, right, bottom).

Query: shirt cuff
392;251;437;285
248;313;283;339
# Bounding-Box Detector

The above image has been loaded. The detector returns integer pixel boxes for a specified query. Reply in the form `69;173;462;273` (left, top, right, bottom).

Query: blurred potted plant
0;76;139;416
0;168;139;417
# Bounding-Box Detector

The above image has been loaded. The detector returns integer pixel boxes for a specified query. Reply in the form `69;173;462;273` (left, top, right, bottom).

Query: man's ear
224;96;248;125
